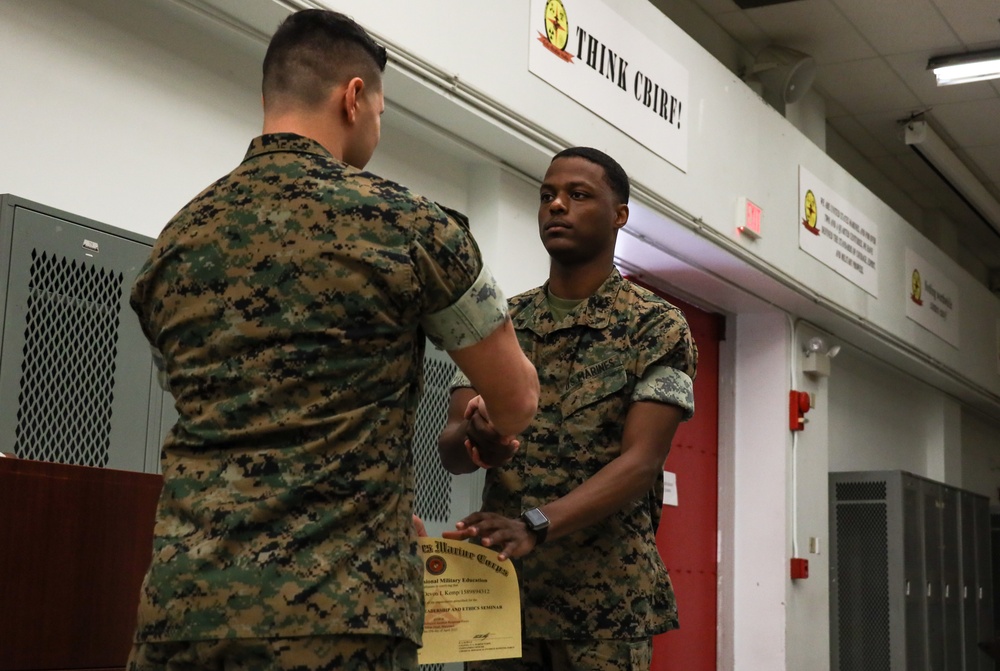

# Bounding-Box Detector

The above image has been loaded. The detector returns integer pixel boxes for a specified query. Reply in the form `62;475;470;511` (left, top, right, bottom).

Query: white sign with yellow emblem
798;166;879;297
904;248;959;347
528;0;689;172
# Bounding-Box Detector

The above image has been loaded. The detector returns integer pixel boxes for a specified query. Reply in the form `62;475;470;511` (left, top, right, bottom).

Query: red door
631;280;722;671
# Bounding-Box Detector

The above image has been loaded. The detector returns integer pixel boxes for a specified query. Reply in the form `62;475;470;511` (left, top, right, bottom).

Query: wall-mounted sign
798;166;879;297
662;470;678;506
528;0;689;172
905;248;959;347
738;197;762;239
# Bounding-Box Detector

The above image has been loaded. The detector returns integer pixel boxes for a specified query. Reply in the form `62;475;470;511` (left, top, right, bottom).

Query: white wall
829;349;940;476
732;311;790;670
962;410;1000;505
0;0;262;239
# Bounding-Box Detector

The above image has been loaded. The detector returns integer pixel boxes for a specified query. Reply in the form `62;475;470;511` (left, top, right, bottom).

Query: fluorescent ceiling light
928;47;1000;86
904;119;1000;237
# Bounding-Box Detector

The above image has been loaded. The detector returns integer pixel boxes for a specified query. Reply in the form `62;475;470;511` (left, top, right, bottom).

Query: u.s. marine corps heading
439;147;696;671
128;10;538;671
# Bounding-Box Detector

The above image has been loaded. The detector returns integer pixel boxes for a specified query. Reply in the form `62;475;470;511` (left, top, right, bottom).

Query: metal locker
904;475;929;670
0;195;168;473
975;501;996;671
960;490;994;671
962;491;979;669
943;486;963;669
924;479;946;669
829;476;893;670
831;470;994;671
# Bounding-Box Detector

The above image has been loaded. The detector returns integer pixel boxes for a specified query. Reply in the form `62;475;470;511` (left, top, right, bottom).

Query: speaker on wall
744;45;817;114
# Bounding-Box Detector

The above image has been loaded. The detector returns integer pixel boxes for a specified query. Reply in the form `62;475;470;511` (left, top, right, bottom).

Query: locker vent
419;664;444;671
836;501;890;671
412;356;456;524
836;481;887;502
14;250;123;466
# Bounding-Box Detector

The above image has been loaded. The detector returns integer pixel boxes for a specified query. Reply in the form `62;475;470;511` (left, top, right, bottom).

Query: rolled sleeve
421;264;507;351
632;363;695;420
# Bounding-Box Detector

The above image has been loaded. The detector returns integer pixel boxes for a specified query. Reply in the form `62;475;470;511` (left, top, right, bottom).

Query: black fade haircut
262;9;387;109
551;147;630;205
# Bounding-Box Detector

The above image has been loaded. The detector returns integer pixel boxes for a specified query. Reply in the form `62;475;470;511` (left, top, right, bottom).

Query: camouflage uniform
129;133;507;654
457;269;696;665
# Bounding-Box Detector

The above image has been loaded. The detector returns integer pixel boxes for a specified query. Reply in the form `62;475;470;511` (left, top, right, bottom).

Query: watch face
523;508;549;529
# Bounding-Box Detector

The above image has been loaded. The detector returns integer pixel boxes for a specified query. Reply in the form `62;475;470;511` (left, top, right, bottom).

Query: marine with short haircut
439;147;697;671
127;9;537;671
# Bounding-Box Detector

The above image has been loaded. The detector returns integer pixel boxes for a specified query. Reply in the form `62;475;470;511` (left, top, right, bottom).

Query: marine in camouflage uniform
440;148;696;671
127;11;540;671
129;131;508;664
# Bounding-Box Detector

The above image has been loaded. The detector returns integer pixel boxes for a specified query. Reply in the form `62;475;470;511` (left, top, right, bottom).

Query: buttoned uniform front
130;133;508;648
457;268;696;641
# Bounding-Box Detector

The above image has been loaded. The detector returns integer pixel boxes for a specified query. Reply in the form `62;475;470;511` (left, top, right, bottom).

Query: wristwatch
520;507;550;545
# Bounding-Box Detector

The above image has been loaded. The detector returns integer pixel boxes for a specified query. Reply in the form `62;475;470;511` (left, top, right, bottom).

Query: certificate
417;537;521;665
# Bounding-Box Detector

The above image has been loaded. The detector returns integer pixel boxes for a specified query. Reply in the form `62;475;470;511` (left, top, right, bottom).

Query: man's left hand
442;511;538;561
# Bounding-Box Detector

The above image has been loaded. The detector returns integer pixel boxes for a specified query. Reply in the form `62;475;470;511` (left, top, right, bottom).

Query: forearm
539;450;662;542
476;355;539;436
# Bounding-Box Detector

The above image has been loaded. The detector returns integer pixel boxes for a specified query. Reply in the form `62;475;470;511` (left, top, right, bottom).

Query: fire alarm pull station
789;390;811;431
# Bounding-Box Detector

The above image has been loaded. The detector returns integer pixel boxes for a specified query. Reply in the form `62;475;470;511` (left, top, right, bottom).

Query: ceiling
652;0;1000;282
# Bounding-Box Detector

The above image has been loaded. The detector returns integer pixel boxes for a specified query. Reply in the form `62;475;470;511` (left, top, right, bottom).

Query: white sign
798;166;879;297
905;248;959;347
528;0;689;172
662;470;678;507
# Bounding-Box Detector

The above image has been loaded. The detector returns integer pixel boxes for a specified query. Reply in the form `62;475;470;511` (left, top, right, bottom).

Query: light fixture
903;119;1000;238
803;336;841;358
801;336;840;378
928;48;1000;86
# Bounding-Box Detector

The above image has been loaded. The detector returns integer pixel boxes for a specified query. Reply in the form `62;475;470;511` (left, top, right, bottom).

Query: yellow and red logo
802;189;819;235
426;555;447;576
539;0;573;62
910;268;923;305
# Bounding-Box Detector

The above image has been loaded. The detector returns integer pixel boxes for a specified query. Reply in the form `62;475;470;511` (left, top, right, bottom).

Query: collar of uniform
242;133;337;163
515;268;623;336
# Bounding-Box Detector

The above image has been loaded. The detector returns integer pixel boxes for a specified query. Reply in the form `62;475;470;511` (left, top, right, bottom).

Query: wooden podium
0;457;162;671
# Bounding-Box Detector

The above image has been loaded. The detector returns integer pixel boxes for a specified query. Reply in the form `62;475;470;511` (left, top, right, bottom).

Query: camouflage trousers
466;637;652;671
127;634;418;671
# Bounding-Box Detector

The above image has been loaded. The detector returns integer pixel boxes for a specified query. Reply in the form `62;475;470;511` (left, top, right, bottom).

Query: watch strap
521;508;549;545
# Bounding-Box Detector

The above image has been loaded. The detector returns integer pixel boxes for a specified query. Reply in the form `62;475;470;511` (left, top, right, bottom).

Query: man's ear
613;203;629;230
342;77;365;124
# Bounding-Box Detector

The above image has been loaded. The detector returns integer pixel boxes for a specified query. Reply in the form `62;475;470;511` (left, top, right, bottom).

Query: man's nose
548;193;567;212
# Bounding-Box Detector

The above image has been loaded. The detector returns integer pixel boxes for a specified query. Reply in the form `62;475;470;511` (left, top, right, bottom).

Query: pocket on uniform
561;359;627;418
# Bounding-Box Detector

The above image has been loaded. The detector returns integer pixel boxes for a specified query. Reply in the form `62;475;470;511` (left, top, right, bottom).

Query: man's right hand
464;398;520;468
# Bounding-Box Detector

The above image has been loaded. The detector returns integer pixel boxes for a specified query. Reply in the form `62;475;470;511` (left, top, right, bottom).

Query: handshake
462;395;521;470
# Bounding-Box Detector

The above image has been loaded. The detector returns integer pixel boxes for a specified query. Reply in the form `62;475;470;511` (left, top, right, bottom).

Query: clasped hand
463;395;520;469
